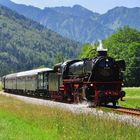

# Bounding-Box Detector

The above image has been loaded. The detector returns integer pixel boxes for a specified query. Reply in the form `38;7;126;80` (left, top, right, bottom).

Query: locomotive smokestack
97;40;108;56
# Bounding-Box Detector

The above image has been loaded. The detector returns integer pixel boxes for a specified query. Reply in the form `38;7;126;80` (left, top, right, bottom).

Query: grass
0;94;140;140
0;111;53;140
123;87;140;97
0;81;3;91
119;87;140;108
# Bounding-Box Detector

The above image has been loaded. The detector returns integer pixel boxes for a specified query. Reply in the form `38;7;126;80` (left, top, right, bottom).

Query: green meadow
0;94;139;140
120;87;140;108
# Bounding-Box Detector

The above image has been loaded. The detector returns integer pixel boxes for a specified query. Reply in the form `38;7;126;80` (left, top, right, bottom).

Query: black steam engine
56;46;125;106
3;43;126;107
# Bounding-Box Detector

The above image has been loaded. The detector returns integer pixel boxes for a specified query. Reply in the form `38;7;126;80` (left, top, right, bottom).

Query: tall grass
0;95;139;140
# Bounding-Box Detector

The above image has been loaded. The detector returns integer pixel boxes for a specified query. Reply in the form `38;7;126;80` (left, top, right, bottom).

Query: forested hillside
80;27;140;86
1;0;140;43
0;5;80;76
104;27;140;86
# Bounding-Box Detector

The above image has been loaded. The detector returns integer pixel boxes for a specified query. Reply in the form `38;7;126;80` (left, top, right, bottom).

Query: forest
0;5;80;76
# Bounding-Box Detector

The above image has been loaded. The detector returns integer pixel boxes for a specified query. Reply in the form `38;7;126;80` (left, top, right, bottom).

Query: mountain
98;7;140;30
0;0;140;43
0;5;80;76
0;0;113;43
52;5;99;20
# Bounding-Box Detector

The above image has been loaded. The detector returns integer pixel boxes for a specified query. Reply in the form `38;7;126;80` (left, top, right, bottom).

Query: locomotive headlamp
90;84;93;86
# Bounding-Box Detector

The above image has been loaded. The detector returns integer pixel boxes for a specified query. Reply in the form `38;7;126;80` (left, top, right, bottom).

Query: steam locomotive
2;43;126;107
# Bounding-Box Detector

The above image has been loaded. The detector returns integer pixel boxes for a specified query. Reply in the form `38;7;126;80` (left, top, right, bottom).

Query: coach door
38;72;48;90
48;72;60;92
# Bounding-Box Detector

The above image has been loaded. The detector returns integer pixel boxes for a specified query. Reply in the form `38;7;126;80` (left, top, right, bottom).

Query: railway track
113;107;140;117
100;105;140;117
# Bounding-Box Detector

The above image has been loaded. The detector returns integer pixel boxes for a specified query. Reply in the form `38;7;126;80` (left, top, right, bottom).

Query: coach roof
17;68;52;77
5;68;52;79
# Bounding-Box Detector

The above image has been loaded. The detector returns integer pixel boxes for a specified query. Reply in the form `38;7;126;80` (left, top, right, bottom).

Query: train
2;43;126;107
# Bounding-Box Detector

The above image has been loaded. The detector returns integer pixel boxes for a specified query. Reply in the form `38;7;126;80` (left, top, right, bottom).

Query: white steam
97;40;108;52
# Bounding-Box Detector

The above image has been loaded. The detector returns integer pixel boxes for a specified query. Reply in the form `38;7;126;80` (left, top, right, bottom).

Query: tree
54;53;65;64
125;42;140;86
79;43;98;59
104;26;140;86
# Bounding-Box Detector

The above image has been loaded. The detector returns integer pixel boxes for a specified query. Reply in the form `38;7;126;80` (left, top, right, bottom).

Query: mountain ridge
0;0;140;43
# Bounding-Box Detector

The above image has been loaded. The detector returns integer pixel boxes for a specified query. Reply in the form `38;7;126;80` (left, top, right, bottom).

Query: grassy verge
0;81;3;91
119;87;140;108
0;94;139;140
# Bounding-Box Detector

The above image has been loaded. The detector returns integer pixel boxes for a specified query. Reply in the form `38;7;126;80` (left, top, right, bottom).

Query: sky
11;0;140;14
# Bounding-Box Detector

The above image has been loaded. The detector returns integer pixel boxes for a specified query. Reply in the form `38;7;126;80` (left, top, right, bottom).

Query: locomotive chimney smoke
97;40;108;56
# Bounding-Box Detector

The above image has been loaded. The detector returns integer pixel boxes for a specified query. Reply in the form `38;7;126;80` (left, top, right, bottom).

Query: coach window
39;74;43;88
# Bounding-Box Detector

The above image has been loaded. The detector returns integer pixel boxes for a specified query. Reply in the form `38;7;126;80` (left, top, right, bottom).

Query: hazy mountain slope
0;5;80;76
0;0;140;43
0;0;43;21
99;7;140;30
52;5;99;20
39;8;113;43
0;0;112;42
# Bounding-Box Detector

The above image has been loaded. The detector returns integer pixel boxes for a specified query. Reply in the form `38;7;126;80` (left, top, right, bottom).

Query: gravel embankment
1;92;140;127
